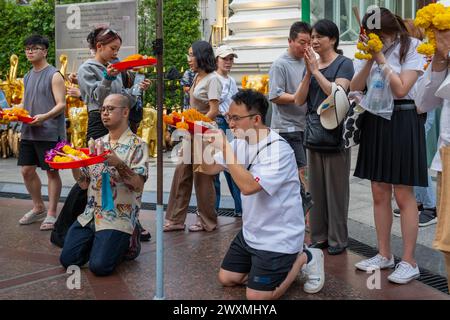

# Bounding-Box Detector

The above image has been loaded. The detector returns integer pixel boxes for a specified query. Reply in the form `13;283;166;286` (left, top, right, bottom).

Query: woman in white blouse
415;29;450;285
350;8;427;284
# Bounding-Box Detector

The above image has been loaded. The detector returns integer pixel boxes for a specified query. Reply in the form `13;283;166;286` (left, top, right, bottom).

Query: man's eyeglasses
101;28;119;37
100;105;126;113
225;114;259;122
24;47;45;53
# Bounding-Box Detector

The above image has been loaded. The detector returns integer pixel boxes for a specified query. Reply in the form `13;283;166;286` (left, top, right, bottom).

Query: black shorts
17;139;59;171
221;230;298;291
280;131;307;168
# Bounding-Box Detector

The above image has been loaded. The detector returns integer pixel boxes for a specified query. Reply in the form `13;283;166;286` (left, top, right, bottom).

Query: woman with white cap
213;45;242;217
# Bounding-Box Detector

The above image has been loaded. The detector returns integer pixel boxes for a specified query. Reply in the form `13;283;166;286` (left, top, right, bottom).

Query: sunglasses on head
100;28;119;37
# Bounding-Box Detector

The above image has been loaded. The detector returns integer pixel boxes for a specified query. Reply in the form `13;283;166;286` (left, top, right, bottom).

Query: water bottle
131;73;145;96
369;68;384;112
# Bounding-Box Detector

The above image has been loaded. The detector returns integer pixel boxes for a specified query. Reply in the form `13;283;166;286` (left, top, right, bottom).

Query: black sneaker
302;191;314;215
393;204;424;217
419;208;437;227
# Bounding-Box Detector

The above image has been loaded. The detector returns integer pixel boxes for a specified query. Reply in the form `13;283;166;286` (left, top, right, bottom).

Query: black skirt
354;104;428;187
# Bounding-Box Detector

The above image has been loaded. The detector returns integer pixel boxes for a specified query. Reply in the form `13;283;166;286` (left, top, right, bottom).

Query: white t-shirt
214;130;305;254
217;74;238;115
354;37;425;100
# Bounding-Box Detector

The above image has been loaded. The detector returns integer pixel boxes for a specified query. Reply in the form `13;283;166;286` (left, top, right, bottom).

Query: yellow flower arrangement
414;3;450;55
355;33;383;60
163;109;212;126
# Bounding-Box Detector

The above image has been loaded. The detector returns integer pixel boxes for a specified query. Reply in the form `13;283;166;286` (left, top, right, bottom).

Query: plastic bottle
96;139;104;155
369;68;384;112
88;137;96;155
131;73;145;96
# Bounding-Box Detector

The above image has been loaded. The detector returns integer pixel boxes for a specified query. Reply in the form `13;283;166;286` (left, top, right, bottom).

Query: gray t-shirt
21;65;66;141
307;55;355;112
190;72;222;116
269;51;306;133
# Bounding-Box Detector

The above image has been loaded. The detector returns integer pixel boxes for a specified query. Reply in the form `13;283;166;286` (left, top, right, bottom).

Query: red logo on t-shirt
254;177;260;183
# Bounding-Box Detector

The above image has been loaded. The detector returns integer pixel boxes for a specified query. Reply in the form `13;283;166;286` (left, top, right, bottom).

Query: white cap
215;45;238;58
317;83;350;130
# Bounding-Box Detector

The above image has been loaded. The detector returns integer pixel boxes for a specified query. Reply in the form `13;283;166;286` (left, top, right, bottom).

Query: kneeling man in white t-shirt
200;89;325;300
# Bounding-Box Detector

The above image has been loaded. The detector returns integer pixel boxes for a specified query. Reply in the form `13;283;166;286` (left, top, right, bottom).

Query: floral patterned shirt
77;128;149;234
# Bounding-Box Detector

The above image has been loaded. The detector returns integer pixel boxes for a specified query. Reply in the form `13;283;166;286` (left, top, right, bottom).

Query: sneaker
387;261;420;284
301;248;325;294
418;209;437;227
393;204;423;217
355;254;395;271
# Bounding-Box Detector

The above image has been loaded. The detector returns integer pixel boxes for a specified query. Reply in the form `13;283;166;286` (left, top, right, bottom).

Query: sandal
188;223;205;232
19;209;47;225
40;215;57;231
163;222;185;232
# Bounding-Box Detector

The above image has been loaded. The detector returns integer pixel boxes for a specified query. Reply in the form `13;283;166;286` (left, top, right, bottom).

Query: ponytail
395;15;411;63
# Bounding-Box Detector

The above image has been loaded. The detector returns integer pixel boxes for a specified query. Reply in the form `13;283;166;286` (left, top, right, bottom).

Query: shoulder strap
333;55;347;80
246;138;284;171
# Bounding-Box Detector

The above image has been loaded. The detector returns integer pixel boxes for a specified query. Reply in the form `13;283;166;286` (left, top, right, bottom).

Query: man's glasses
225;114;259;122
100;105;126;113
101;28;119;37
24;47;45;53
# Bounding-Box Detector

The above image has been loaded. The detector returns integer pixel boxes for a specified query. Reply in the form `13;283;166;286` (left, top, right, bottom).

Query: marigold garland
355;33;383;60
414;3;450;55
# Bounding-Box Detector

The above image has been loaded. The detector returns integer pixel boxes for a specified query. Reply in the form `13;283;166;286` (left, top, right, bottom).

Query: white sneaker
355;254;395;271
301;248;325;294
387;261;420;284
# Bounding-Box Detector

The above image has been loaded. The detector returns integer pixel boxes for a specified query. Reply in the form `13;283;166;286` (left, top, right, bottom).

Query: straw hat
317;82;350;130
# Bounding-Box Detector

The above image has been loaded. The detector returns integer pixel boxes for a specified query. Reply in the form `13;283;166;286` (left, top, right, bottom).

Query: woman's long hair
191;40;216;73
312;19;343;55
362;7;411;63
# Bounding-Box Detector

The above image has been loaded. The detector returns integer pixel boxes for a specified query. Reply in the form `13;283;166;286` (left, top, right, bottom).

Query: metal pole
301;0;310;23
154;0;165;300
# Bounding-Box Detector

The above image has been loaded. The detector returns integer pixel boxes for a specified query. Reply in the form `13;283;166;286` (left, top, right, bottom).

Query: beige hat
215;45;238;58
317;83;350;130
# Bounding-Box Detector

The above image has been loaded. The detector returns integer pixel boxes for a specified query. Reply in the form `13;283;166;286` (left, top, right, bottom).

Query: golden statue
68;106;88;148
0;54;24;106
241;74;269;95
60;54;84;117
137;104;158;157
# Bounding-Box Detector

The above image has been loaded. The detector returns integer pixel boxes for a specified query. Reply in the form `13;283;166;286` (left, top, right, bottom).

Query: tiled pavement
0;197;448;300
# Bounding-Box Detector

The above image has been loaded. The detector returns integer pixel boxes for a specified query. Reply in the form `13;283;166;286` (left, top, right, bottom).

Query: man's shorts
280;131;307;168
221;230;299;291
18;139;59;171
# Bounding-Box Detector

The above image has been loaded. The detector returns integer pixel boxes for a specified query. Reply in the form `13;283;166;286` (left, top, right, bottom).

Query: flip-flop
19;209;47;225
188;223;205;232
40;215;57;231
163;223;185;232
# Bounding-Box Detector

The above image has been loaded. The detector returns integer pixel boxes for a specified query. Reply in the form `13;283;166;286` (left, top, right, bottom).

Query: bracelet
103;69;117;81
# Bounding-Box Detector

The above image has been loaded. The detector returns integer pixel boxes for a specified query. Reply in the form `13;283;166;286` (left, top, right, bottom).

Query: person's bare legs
46;170;62;218
21;165;45;213
371;182;393;259
218;253;308;300
394;185;418;266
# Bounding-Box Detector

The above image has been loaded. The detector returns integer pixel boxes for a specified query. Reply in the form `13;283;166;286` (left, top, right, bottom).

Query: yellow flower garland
355;33;383;60
414;3;450;55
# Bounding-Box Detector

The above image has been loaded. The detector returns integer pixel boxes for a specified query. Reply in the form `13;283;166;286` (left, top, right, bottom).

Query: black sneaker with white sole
393;204;424;217
418;208;437;227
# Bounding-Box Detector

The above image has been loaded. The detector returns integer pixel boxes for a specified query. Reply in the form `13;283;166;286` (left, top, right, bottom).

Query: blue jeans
414;110;436;209
214;116;242;213
60;220;130;276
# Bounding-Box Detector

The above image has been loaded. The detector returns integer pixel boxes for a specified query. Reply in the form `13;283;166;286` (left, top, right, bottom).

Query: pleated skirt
354;107;428;187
